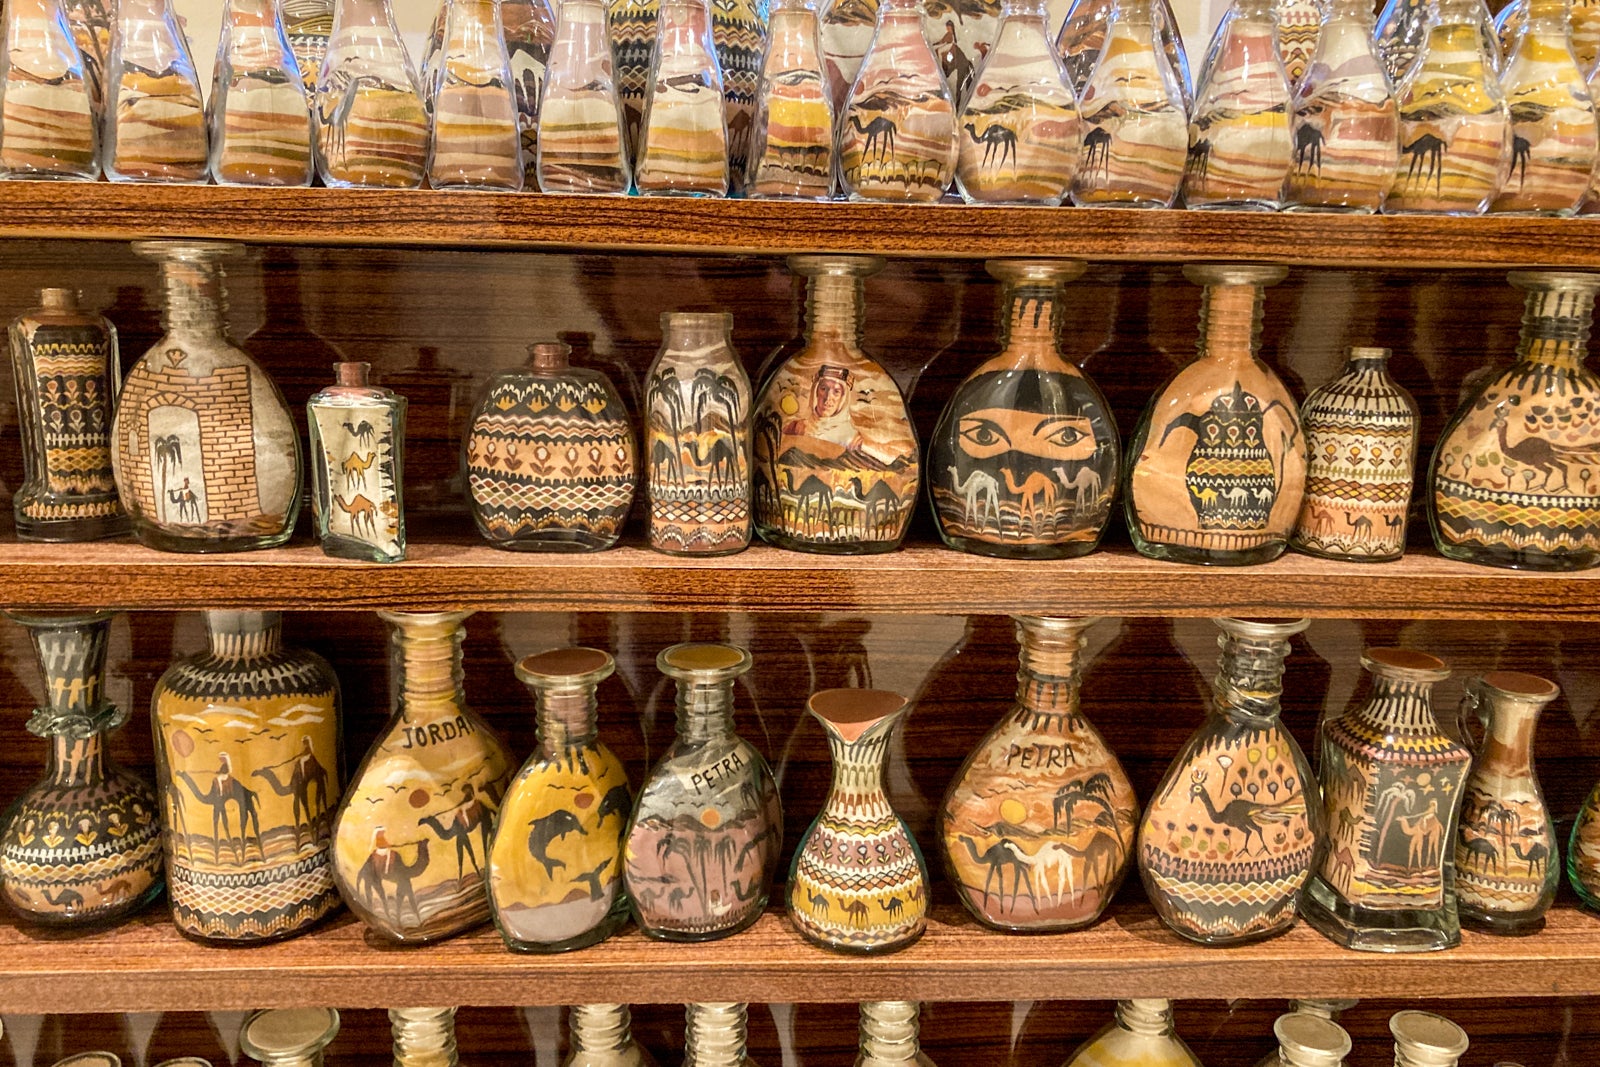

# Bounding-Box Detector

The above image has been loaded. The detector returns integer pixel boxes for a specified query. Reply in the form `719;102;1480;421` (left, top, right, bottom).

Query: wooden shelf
1;183;1598;267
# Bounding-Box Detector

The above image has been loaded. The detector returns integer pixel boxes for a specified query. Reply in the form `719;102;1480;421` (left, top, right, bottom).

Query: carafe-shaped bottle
390;1008;457;1067
490;647;630;952
112;240;302;553
930;260;1119;558
1054;0;1190;103
940;616;1136;930
1138;618;1319;944
636;0;729;194
428;0;523;190
788;689;928;953
685;1003;756;1067
1490;0;1596;214
838;0;957;202
332;611;513;943
746;0;833;198
0;0;99;179
1385;0;1510;214
1290;347;1419;561
1302;649;1471;952
752;255;919;554
1069;0;1189;207
537;0;631;192
505;0;557;181
152;611;343;942
818;0;879;110
1125;264;1306;566
1283;0;1399;212
566;1004;658;1067
1183;0;1293;209
208;0;313;186
626;644;781;939
1429;271;1600;570
1390;1012;1469;1067
283;0;335;105
101;0;206;182
955;0;1080;204
857;1002;935;1067
1454;671;1560;932
316;0;427;187
1258;1013;1352;1067
1;611;162;926
1376;0;1496;85
1276;0;1321;86
1065;1001;1202;1067
241;1009;340;1067
8;288;124;541
307;361;407;563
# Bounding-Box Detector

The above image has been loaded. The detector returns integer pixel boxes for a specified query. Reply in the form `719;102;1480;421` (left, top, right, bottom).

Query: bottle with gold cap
240;1008;340;1067
391;1008;457;1067
1255;1011;1352;1067
566;1004;659;1066
1390;1011;1469;1067
1065;1000;1201;1067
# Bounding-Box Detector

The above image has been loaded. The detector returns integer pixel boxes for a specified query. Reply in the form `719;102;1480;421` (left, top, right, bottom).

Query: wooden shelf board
0;184;1596;267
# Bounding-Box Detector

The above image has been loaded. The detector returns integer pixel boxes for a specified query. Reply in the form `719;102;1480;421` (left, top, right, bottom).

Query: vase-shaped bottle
283;0;335;105
746;0;833;198
1490;0;1596;214
1068;0;1189;207
538;0;632;191
1065;1001;1202;1067
152;611;343;942
0;0;99;179
112;241;302;553
307;361;407;563
954;0;1081;204
240;1009;340;1067
788;688;927;952
838;0;957;202
1257;1013;1352;1067
940;616;1136;930
1138;618;1319;944
333;611;513;943
391;1008;457;1067
636;0;729;194
1054;0;1190;104
930;260;1119;558
752;255;920;554
1289;347;1419;561
857;1002;934;1066
208;0;313;186
101;0;206;182
427;0;523;190
1376;0;1496;85
566;1004;659;1066
1454;671;1560;933
1125;264;1306;566
1390;1012;1469;1067
505;0;557;182
1;611;162;926
684;1003;756;1067
1183;0;1293;209
1302;649;1471;951
316;0;427;187
1498;0;1600;72
1429;271;1600;570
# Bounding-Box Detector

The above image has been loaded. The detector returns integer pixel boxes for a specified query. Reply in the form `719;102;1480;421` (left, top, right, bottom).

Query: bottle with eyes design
928;259;1120;559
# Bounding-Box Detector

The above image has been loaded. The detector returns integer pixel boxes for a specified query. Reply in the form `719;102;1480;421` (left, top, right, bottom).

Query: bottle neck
390;1008;458;1067
119;0;177;24
998;283;1063;354
1394;1046;1462;1067
1364;674;1445;734
1321;0;1376;29
254;1050;326;1067
1283;1046;1343;1067
9;0;63;23
47;733;109;788
1115;1000;1175;1039
207;612;285;663
1198;282;1266;369
336;0;401;28
663;320;730;356
570;1004;636;1054
998;0;1049;25
659;0;715;30
824;723;894;817
226;0;282;24
806;272;866;347
875;0;924;21
393;618;469;721
1516;285;1595;373
686;1003;748;1067
1228;0;1276;24
161;259;230;341
677;680;737;745
1109;0;1158;32
1523;0;1567;31
1212;629;1291;722
1431;0;1485;30
1015;622;1085;722
859;1001;922;1064
536;684;600;756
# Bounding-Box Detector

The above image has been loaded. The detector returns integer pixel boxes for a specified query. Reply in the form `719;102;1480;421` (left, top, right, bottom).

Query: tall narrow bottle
566;1004;658;1066
65;0;112;125
636;0;729;195
537;0;631;192
316;0;428;187
857;1002;935;1066
101;0;206;182
208;0;313;186
0;0;99;179
1065;1001;1202;1067
746;0;834;198
428;0;524;190
1054;0;1190;103
390;1008;457;1067
685;1003;756;1067
1183;0;1293;209
1490;0;1596;214
505;0;557;182
307;361;407;563
1390;1012;1468;1067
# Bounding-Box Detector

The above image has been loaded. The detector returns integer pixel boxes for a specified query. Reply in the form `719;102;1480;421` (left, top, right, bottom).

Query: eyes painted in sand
957;408;1098;462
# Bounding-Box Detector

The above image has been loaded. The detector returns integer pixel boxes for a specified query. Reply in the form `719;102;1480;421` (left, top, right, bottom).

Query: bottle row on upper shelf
5;0;1600;213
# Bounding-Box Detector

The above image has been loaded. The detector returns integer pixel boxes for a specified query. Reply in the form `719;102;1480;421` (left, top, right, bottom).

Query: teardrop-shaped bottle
857;1002;935;1067
428;0;524;190
315;0;428;188
1569;772;1600;910
684;1003;757;1067
1054;0;1190;105
1489;0;1596;214
1065;1001;1202;1067
925;0;1000;106
746;0;834;198
505;0;557;183
0;0;99;179
636;0;730;194
537;0;632;192
101;0;207;182
208;0;312;187
1183;0;1293;209
1376;0;1497;85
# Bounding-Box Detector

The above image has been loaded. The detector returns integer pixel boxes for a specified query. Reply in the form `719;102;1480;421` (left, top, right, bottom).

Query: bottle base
481;533;621;553
1299;878;1460;953
791;922;926;955
1130;539;1288;566
757;529;904;555
1459;904;1546;936
499;913;628;953
0;169;101;182
132;526;296;553
1186;200;1282;212
318;534;405;563
1281;203;1380;215
937;532;1102;560
14;513;130;542
1434;540;1600;572
1289;540;1404;564
636;901;767;942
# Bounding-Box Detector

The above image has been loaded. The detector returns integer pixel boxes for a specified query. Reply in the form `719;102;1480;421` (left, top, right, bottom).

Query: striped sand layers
1184;16;1292;209
317;84;427;187
213;79;313;184
955;24;1081;204
747;7;833;198
1492;21;1597;215
2;3;97;177
107;71;207;182
1071;17;1187;207
1284;16;1399;213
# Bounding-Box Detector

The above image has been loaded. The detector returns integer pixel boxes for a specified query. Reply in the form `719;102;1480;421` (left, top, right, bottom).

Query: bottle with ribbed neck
101;0;207;181
390;1007;457;1067
0;0;100;178
1066;1000;1201;1067
752;255;919;554
535;0;630;192
1184;0;1292;209
1376;0;1497;85
241;1009;340;1067
1125;264;1306;565
685;1003;756;1067
1302;649;1470;952
1054;0;1190;103
1429;271;1600;570
636;0;729;194
428;0;523;190
940;616;1137;930
1491;0;1595;214
1390;1011;1469;1067
208;0;312;186
566;1004;658;1066
856;1002;934;1066
316;0;427;187
746;0;833;198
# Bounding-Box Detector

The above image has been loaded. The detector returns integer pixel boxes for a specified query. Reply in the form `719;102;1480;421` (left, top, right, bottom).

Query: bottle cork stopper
529;341;571;371
334;361;371;387
38;288;79;310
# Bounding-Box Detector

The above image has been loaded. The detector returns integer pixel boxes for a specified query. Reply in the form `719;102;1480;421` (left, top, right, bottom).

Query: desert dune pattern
1491;20;1596;215
105;5;208;189
315;17;427;188
1184;13;1292;208
1284;12;1400;212
747;2;834;197
1;4;98;177
428;1;524;190
635;0;730;195
539;0;631;192
1070;14;1187;207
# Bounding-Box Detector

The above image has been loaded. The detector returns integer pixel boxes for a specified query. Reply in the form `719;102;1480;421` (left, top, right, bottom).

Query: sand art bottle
1055;0;1190;104
208;0;313;187
0;0;99;179
504;0;557;182
102;0;207;182
746;0;833;199
316;0;428;188
1489;0;1596;214
428;0;523;190
1183;0;1293;209
636;0;729;194
537;0;631;192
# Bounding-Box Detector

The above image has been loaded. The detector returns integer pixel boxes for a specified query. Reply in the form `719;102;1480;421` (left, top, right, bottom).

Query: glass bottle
421;3;449;111
1490;0;1596;214
1069;0;1189;208
1384;0;1510;215
1454;671;1560;932
101;0;206;182
626;643;781;939
608;0;657;154
1260;1013;1352;1067
1290;347;1419;562
857;1002;934;1067
1065;1001;1202;1067
428;0;524;190
1499;0;1600;73
636;0;730;194
788;688;928;953
713;0;771;193
240;1009;340;1067
929;260;1119;558
954;0;1081;205
751;255;920;554
332;611;514;943
684;1003;756;1067
566;1004;659;1067
8;288;124;541
282;0;335;105
505;0;557;183
1054;0;1190;104
1302;649;1471;952
940;616;1137;931
315;0;428;187
0;0;99;179
1125;264;1306;566
1429;271;1600;570
1138;618;1319;944
1390;1012;1469;1067
1276;0;1321;86
818;0;879;111
390;1008;457;1067
465;341;638;551
111;241;302;554
65;0;113;125
208;0;313;186
490;647;631;952
152;611;343;942
1183;0;1293;209
1283;0;1399;213
1570;773;1600;909
1376;0;1496;85
746;0;834;198
925;0;1000;106
837;0;958;202
537;0;631;192
0;611;162;926
307;361;407;563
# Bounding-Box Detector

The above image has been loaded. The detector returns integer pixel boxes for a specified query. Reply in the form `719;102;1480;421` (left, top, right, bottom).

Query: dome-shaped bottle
1182;0;1293;210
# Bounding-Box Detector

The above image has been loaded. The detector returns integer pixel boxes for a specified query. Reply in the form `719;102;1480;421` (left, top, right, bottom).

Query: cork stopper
528;341;572;371
517;646;615;687
38;287;79;310
659;642;753;680
1347;346;1390;362
335;361;371;387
